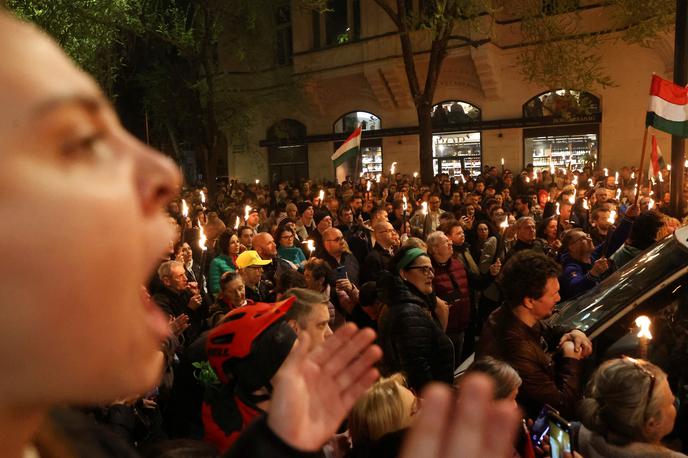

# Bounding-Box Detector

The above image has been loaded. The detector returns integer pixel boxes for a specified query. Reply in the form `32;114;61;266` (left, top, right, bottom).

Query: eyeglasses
406;265;434;276
622;356;656;418
326;237;344;243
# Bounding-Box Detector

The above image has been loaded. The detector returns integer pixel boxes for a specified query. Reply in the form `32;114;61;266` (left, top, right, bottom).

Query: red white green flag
649;134;667;178
331;126;361;168
647;74;688;137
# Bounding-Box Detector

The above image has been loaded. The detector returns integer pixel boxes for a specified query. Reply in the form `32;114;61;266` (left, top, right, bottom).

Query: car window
550;235;687;334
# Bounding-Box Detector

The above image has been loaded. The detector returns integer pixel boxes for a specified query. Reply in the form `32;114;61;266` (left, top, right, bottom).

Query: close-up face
431;233;453;261
175;242;192;264
545;219;558;239
428;196;441;212
241;265;264;286
477;223;489;240
516;219;536;243
165;265;188;291
279;229;295;248
527;277;560;320
301;302;333;349
222;277;246;307
324;229;345;257
450;225;465;246
247;211;259;227
0;15;179;404
568;231;595;263
228;234;241;255
402;255;434;294
239;228;254;248
375;222;396;248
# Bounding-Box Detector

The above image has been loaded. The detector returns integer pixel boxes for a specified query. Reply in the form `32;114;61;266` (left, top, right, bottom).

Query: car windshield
549;234;688;334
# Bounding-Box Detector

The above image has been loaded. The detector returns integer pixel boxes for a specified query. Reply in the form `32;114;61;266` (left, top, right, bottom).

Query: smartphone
530;404;558;447
548;411;573;458
335;265;348;280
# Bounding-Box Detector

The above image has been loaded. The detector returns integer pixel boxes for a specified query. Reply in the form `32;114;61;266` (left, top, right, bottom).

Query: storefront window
334;111;382;175
431;101;482;178
523;90;601;170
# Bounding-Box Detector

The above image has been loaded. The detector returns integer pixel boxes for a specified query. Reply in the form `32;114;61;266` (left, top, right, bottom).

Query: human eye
60;132;111;163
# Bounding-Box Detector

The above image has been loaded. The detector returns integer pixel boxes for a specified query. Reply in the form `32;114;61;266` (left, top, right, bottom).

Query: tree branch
372;0;401;29
447;35;491;47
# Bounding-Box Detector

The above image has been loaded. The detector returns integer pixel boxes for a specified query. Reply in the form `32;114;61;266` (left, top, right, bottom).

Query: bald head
323;228;345;258
252;232;277;259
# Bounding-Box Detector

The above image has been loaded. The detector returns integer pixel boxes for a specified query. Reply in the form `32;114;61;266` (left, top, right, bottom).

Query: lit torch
413;171;418;179
556;202;560;215
667;164;672;171
648;198;655;210
234;216;240;230
635;315;653;359
614;171;619;185
608;209;617;225
376;173;381;183
255;179;260;184
615;188;622;201
390;162;397;175
181;200;189;244
200;191;206;206
583;198;589;210
306;239;315;257
198;221;208;278
244;205;251;223
318;189;325;207
366;180;371;192
603;168;609;177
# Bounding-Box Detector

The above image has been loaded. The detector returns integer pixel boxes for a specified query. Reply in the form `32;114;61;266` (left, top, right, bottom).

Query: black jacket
360;243;394;284
153;286;207;344
377;274;454;391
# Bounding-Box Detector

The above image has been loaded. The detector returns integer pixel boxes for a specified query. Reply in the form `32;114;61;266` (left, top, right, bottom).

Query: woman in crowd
348;373;418;458
577;357;683;458
537;215;562;257
275;221;307;268
377;246;455;391
207;230;240;296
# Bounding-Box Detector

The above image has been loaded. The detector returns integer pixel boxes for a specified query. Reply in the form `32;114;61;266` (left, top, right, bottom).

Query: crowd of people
2;7;688;458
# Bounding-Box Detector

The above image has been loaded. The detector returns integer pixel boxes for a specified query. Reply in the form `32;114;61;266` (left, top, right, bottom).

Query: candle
583;198;589;210
608;209;617;225
648;198;655;210
685;160;688;168
421;201;429;238
255;179;260;184
234;216;240;230
614;171;619;185
615;188;622;201
631;171;636;179
413;172;418;178
318;190;325;206
200;191;205;205
198;222;208;279
555;202;560;215
495;217;509;260
667;164;672;171
635;315;652;359
603;168;608;177
306;239;315;256
244;205;251;222
390;162;397;175
181;199;189;244
500;158;504;166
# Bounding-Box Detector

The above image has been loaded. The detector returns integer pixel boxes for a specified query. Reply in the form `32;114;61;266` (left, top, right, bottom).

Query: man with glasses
236;250;272;303
410;194;445;235
361;222;398;284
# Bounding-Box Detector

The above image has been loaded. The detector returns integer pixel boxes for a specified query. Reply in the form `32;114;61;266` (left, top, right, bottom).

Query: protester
236;250;271;302
207;230;239;296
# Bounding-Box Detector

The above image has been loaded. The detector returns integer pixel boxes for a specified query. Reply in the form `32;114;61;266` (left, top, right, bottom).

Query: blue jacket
558;215;633;301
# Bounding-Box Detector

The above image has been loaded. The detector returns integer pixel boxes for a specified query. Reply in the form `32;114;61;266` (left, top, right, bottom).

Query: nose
125;134;181;216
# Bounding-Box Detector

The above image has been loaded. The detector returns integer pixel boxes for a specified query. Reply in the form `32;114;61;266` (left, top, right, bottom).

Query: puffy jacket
208;254;236;296
377;274;454;391
477;306;580;419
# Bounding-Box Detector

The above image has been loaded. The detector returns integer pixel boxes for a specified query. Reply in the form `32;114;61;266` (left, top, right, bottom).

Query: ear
399;272;407;282
643;414;662;442
287;319;299;334
522;296;535;311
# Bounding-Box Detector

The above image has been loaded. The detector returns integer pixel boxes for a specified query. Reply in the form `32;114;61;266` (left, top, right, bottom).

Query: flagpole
634;126;650;206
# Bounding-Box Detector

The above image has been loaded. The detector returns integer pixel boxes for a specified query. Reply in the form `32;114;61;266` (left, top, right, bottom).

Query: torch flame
244;205;251;222
413;172;418;178
306;239;315;253
200;191;205;204
234;216;240;230
615;188;622;201
366;181;371;192
614;171;619;185
402;195;408;211
319;190;325;202
667;164;672;171
500;217;509;229
608;209;617;225
631;172;636;179
182;199;189;217
390;162;397;175
421;201;428;216
635;315;652;340
501;158;504;165
658;172;664;183
568;194;575;205
603;168;609;176
556;202;560;215
583;198;589;210
376;173;381;183
198;223;207;251
255;179;260;184
648;198;655;210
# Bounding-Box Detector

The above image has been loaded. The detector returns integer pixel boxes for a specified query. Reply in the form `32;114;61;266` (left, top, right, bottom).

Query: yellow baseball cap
236;250;272;269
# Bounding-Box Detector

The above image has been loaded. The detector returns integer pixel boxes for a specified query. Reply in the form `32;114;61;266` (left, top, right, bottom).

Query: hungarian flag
646;74;688;137
649;134;667;178
331;126;361;168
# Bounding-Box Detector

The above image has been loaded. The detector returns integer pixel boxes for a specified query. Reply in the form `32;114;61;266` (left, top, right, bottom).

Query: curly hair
498;251;561;309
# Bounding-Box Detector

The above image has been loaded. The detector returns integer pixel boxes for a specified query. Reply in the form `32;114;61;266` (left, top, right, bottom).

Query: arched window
522;90;601;170
431;101;482;178
333;111;382;175
267;119;309;183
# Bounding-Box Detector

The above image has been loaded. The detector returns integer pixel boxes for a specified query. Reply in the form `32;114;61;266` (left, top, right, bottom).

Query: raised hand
399;374;520;458
267;323;382;451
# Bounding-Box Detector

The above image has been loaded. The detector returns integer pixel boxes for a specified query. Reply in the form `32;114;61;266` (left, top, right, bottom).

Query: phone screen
548;416;572;458
530;406;551;447
336;266;347;280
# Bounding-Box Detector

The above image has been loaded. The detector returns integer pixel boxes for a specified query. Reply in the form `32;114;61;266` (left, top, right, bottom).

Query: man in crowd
360;221;398;284
283;288;334;349
253;232;296;300
478;251;593;419
347;206;388;264
505;216;547;260
588;206;612;246
238;225;255;250
236;250;271;302
154;260;207;344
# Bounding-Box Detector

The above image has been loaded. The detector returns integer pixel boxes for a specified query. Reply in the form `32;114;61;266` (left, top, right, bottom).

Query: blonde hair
402;237;427;251
579;358;667;445
348;373;410;445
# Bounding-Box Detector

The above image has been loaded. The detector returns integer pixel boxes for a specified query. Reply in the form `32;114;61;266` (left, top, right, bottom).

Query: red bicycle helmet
206;297;295;385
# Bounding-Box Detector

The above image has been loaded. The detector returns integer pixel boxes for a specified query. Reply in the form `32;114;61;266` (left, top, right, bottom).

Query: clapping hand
267;324;382;451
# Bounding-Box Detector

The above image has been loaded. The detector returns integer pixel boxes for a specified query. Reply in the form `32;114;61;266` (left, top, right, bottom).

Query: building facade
225;0;677;183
